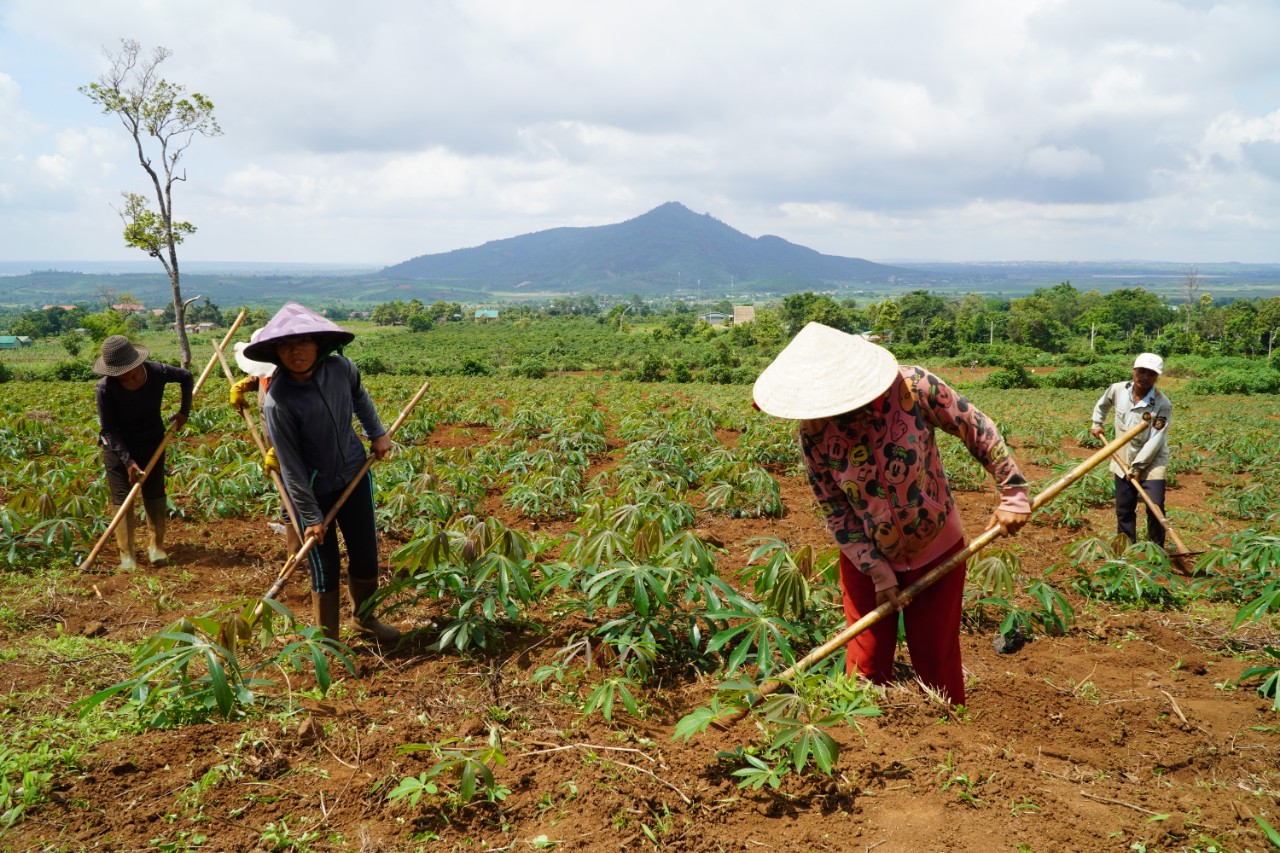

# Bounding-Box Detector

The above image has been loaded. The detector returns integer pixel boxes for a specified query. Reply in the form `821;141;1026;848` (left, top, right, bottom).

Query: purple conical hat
242;302;355;366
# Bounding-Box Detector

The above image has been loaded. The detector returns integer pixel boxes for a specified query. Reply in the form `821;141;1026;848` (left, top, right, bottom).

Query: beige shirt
1091;381;1173;479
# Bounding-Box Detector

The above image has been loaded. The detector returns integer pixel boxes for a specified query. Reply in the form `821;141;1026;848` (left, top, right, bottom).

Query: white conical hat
752;322;899;419
234;329;278;377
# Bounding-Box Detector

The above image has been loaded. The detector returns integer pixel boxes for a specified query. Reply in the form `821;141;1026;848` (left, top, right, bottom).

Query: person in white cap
1090;352;1173;549
754;323;1031;705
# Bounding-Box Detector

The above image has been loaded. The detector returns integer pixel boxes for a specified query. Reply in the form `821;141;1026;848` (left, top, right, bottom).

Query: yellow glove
230;375;257;409
264;446;279;473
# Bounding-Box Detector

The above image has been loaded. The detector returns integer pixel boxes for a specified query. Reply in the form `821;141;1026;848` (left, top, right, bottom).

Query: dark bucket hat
93;335;150;376
242;302;355;366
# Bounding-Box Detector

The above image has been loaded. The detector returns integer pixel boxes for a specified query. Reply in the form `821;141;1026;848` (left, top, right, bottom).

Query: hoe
714;414;1154;729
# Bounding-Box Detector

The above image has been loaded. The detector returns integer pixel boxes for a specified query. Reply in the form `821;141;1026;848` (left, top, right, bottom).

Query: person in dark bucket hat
252;302;401;644
92;335;193;569
754;323;1031;705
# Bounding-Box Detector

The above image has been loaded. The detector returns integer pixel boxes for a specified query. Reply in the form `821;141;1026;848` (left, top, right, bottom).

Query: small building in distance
474;309;500;322
733;305;756;325
697;311;730;326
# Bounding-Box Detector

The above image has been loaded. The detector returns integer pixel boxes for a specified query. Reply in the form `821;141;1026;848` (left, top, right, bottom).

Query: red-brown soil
3;440;1278;852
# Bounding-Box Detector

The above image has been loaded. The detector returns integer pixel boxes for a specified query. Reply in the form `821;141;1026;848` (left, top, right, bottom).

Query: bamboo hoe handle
1113;454;1192;557
254;379;431;613
714;414;1153;729
209;334;304;542
78;311;247;572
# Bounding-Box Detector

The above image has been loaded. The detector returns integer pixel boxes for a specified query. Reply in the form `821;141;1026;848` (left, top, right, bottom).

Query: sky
2;0;1280;269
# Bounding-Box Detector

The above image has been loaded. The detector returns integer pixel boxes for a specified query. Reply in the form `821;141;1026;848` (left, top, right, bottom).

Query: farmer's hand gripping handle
712;414;1153;730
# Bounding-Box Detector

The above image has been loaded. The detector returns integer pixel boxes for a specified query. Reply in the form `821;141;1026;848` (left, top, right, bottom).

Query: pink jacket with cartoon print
801;366;1031;592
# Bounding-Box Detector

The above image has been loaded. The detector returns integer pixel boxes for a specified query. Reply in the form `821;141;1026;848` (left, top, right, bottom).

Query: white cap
1133;352;1163;374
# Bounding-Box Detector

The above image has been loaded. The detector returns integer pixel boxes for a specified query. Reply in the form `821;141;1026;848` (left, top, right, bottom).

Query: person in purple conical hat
244;302;401;645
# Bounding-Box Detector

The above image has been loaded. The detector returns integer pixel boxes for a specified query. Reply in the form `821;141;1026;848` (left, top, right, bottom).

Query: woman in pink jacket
753;323;1030;705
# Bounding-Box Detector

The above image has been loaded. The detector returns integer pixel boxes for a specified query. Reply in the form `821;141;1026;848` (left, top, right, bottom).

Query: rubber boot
144;498;168;564
348;577;401;644
311;590;341;641
113;507;137;570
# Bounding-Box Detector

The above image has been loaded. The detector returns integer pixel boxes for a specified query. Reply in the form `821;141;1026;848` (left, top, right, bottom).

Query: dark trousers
306;473;380;593
1114;475;1166;549
103;446;166;504
839;538;968;705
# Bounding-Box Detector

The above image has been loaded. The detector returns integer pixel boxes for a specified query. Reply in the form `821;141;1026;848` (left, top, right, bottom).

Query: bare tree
81;39;222;369
1182;265;1201;336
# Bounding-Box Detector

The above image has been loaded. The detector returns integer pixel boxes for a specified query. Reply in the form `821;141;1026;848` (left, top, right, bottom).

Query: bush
669;362;693;383
1185;369;1280;395
702;365;733;385
985;363;1039;389
510;358;548;379
1041;363;1129;390
459;358;493;377
357;355;391;376
634;353;665;383
49;360;96;381
0;361;12;383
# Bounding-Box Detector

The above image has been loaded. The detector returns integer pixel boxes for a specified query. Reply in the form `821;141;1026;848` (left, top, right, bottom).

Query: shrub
356;355;391;376
510;358;548;379
633;353;665;383
49;360;96;381
0;362;12;384
985;363;1039;389
702;365;733;385
459;358;493;377
1041;363;1128;390
1185;369;1280;395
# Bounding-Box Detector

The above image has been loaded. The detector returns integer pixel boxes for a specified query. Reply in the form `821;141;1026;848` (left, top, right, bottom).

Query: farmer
93;334;193;569
753;323;1031;705
232;331;302;557
242;302;400;644
1090;353;1173;549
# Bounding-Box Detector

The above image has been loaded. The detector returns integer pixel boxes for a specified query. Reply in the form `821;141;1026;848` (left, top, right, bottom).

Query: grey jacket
262;355;385;528
1091;381;1173;479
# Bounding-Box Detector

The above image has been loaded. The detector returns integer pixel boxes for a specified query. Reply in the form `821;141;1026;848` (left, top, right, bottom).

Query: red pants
839;539;968;705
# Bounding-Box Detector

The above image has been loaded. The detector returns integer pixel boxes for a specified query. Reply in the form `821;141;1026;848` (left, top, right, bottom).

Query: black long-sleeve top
95;361;194;465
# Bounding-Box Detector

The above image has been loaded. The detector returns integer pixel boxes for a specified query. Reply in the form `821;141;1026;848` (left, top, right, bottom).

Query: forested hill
381;202;917;294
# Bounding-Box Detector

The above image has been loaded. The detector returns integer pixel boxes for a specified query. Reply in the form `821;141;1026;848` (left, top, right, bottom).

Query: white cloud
1;0;1280;263
1025;145;1106;179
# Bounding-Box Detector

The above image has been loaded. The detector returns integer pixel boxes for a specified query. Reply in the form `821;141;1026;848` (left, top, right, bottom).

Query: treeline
770;282;1280;360
7;280;1280;393
3;296;231;341
365;281;1280;361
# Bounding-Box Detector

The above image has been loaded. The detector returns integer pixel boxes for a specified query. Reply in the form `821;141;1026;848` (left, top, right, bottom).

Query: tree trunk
167;243;191;370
